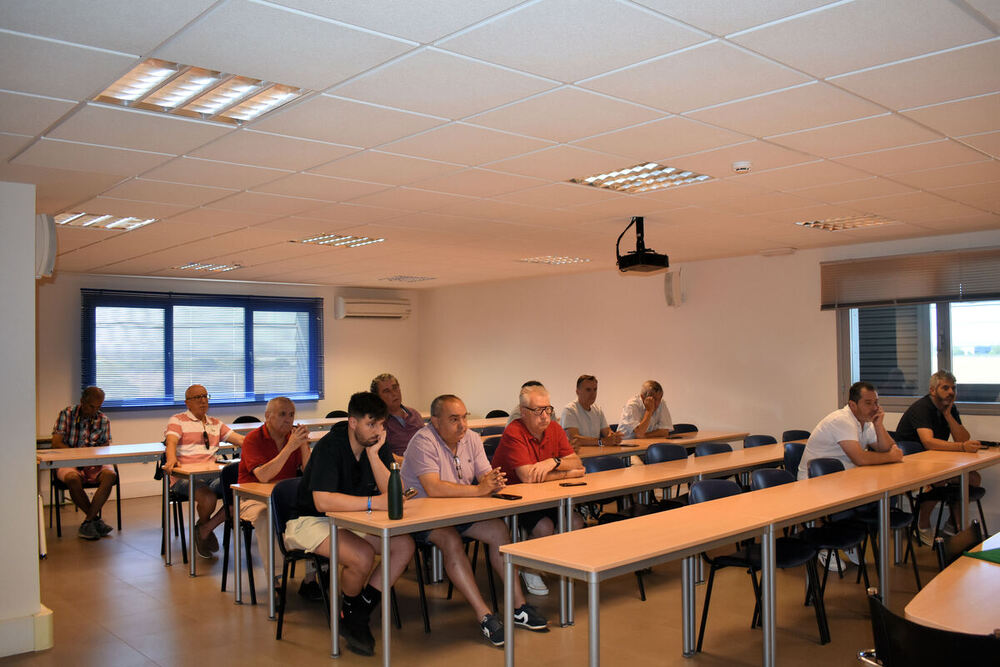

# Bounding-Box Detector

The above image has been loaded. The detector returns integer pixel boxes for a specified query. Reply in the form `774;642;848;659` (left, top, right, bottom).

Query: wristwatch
553;456;562;470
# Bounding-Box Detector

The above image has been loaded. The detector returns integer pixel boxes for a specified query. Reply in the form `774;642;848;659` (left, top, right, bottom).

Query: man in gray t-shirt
561;374;622;450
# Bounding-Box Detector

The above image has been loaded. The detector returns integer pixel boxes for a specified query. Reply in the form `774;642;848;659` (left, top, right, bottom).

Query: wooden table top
170;462;226;478
37;442;165;468
228;416;345;433
579;429;749;459
231;481;275;500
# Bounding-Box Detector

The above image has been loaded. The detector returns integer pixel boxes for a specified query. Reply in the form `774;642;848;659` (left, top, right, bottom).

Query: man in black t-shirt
895;370;982;542
283;392;415;657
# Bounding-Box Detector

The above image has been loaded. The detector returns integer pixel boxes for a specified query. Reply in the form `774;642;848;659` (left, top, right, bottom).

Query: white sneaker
918;527;934;547
817;550;842;572
521;571;548;596
843;547;860;566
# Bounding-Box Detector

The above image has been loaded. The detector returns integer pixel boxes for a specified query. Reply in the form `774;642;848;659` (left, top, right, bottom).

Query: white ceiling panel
638;178;766;206
142;157;289;190
632;0;837;36
486;145;630;181
841;191;954;216
770;115;942;158
431;197;549;222
154;0;415;91
332;48;555;119
706;191;817;215
495;182;621;209
407;168;545;198
735;160;871;192
289;202;406;225
12;138;172;176
164;208;279;229
573;116;747;162
308;150;462;185
250;95;444;147
581;40;810;113
960;131;1000;159
251;216;355;237
72;197;193;220
0;90;76;136
345;187;474;212
204;192;323;216
902;93;1000;137
670;140;814;179
103;178;235;207
832;40;1000;110
790;178;916;203
834;140;989;175
0;133;32;161
381;122;552;165
467;87;663;143
252;173;390;202
438;0;706;82
48;105;231;155
731;0;993;79
0;31;136;100
190;130;356;171
893;161;1000;191
0;162;125;213
53;226;112;255
915;212;1000;232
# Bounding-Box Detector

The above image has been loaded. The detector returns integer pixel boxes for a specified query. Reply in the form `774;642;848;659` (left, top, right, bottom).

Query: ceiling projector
616;216;669;273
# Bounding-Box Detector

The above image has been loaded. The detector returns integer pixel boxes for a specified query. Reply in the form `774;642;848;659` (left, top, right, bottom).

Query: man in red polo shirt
238;396;312;593
492;384;585;595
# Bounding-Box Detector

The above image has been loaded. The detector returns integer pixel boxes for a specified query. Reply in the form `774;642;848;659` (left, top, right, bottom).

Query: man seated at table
371;372;423;462
51;386;117;540
894;370;982;542
164;384;245;558
505;380;544;425
617;380;673;439
237;396;315;596
561;374;622;451
493;384;585;596
401;394;548;646
284;391;415;657
797;381;902;481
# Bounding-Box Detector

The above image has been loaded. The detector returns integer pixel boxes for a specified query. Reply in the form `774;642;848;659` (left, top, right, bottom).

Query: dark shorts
413;522;474;546
172;476;223;499
517;508;562;536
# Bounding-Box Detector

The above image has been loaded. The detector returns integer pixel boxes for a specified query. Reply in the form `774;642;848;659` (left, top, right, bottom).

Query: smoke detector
732;161;752;174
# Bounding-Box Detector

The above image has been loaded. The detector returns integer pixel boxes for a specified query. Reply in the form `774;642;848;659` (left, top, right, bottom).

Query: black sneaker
298;579;324;602
513;603;548;630
77;520;100;541
481;613;504;646
94;517;113;536
339;618;375;657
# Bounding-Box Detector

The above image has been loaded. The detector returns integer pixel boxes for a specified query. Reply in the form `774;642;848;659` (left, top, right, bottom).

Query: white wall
0;182;45;657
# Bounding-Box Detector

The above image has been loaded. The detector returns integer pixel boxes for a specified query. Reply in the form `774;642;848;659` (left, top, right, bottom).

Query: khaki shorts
283;516;331;554
238;498;267;523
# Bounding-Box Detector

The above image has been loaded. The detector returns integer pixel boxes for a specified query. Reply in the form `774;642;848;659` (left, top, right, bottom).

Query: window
82;289;323;409
838;299;1000;413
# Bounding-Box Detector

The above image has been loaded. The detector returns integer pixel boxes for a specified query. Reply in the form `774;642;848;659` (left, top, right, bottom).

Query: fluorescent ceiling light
570;162;711;194
795;215;895;231
297;233;385;248
380;275;435;283
95;58;305;124
174;262;242;272
55;212;156;231
520;256;591;265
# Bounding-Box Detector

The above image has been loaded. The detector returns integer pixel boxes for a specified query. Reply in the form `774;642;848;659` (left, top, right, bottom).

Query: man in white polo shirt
617;380;673;439
797;381;902;481
164;384;244;558
561;374;622;450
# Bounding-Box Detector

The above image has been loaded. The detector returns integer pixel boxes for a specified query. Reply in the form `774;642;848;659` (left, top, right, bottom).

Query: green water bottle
388;462;403;520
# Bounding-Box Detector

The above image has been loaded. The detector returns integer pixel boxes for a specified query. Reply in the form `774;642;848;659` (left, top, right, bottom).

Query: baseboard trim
0;605;52;657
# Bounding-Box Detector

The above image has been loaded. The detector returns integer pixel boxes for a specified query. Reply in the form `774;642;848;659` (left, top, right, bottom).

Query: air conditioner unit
335;296;411;320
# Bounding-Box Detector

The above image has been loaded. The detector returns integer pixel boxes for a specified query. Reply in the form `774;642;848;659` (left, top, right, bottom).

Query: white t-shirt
797;405;876;480
617;395;673;439
560;400;609;439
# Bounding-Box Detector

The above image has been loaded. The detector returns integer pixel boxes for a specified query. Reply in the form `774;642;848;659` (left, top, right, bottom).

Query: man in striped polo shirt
164;384;244;558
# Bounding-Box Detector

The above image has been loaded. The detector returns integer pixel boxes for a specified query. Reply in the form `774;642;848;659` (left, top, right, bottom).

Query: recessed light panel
570;162;711;194
795;215;895;232
174;262;242;272
297;233;385;248
380;275;435;282
55;212;157;231
520;256;592;265
95;58;305;124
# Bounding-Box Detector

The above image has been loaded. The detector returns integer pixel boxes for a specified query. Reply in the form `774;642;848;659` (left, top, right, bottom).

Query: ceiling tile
0;91;76;136
251;216;358;237
960;131;1000;159
790;177;915;203
103;178;235;207
49;104;231;155
573;116;747;162
431;197;549;222
308;150;462;185
840;191;953;217
707;191;817;215
0;133;32;161
332;48;555;119
832;40;1000;110
252;173;390;202
250;95;444;147
495;182;621;209
486;145;630;181
164;208;278;229
735;160;871;191
190;130;356;171
770;115;942;158
581;41;809;113
668;140;813;179
902;93;1000;137
406;168;544;198
142;156;289;190
381;122;552;165
893;161;1000;191
72;197;192;220
731;0;993;79
54;226;111;256
687;82;885;138
0;162;125;213
438;0;706;82
204;191;323;216
291;202;406;224
345;187;474;211
834;140;989;175
155;0;414;91
915;212;1000;232
467;87;663;143
749;202;865;225
637;178;765;205
632;0;836;36
12;138;172;176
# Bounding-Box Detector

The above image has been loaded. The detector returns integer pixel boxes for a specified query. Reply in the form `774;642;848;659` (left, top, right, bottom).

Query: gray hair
370;373;397;394
519;384;549;407
641;380;662;397
265;396;294;415
430;394;461;418
929;370;956;392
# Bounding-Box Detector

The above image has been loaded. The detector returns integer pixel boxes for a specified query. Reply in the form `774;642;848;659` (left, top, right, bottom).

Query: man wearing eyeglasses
617;380;673;439
493;385;585;595
401;394;548;646
164;384;244;558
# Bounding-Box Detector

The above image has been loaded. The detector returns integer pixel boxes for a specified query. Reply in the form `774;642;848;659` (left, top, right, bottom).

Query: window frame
81;289;324;410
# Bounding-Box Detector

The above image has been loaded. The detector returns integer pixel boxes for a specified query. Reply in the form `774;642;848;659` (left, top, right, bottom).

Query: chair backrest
783;442;805;476
482;435;501;462
744;434;777;448
689;479;742;504
485;409;508;418
325;410;348;418
865;589;1000;665
645;443;688;464
583;454;626;474
609;423;618;432
220;461;239;507
896;440;925;456
271;478;302;556
480;425;505;436
671;423;698;434
233;415;261;424
751;468;796;491
808;457;845;478
694;442;732;457
782;429;810;442
934;519;983;571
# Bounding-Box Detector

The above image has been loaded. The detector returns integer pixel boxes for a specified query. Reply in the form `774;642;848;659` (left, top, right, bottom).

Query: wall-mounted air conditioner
334;296;411;320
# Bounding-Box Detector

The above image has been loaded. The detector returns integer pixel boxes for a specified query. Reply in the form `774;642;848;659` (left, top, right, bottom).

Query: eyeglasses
523;405;555;416
453;455;463;480
186;393;210;401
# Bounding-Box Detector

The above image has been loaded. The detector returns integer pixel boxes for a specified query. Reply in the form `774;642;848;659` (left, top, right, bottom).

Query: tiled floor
5;496;940;666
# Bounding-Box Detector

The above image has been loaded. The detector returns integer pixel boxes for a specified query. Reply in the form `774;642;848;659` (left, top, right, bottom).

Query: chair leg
114;465;122;531
276;559;291;640
55;487;63;538
748;567;762;628
484;548;499;613
806;559;831;644
905;531;921;591
311;556;330;623
635;570;646;602
174;500;188;565
976;499;989;536
391;587;401;630
220;516;232;592
413;547;432;633
243;524;257;605
857;541;870;590
696;564;718;653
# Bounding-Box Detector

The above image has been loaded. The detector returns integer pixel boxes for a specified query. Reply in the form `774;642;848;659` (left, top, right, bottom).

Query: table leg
267;496;275;620
878;493;890;608
331;520;340;657
381;530;391;667
681;556;695;657
959;470;969;529
163;474;171;566
761;524;776;667
189;475;197;577
504;554;515;667
234;492;243;604
566;497;575;626
559;500;567;627
588;576;600;667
